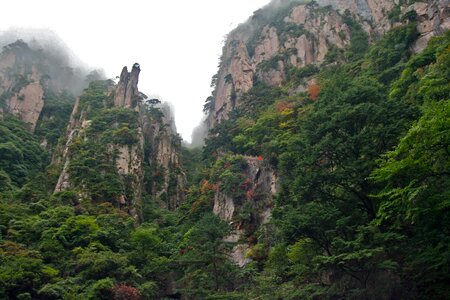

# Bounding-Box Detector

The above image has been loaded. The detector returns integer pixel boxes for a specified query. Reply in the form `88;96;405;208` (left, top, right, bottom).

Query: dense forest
1;1;449;299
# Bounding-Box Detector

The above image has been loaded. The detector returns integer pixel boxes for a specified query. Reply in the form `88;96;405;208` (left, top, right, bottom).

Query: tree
372;100;450;298
178;214;236;296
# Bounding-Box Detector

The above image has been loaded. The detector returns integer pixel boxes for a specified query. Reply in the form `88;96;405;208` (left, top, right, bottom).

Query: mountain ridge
0;1;449;298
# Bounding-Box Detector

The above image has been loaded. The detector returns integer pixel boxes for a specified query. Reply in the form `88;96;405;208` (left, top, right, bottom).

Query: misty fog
0;28;106;95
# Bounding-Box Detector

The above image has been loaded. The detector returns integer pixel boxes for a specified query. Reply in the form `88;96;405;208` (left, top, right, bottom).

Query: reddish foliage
246;189;256;200
0;241;28;255
112;284;141;300
179;249;186;255
307;83;320;100
257;155;264;161
240;178;253;191
224;162;232;169
200;180;218;194
276;102;292;112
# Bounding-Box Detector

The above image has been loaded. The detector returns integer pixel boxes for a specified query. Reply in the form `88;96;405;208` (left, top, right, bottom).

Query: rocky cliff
114;64;140;108
208;154;277;266
207;0;449;127
0;40;88;131
203;0;449;269
144;102;186;210
54;64;185;221
0;36;186;220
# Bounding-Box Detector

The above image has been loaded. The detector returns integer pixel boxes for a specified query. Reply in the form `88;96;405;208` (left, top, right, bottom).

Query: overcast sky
0;0;271;141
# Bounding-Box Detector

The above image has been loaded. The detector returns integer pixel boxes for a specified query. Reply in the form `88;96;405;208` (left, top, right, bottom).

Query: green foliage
181;146;204;187
0;242;58;299
372;100;450;298
67;140;123;202
34;91;75;150
240;82;286;117
178;213;238;297
86;278;114;299
389;31;450;105
203;25;448;299
388;5;402;22
210;155;247;199
365;23;419;84
0;8;448;300
286;64;319;85
0;116;48;187
78;80;113;111
87;107;139;145
258;54;284;72
203;95;215;114
342;12;370;60
65;83;142;204
203;109;246;157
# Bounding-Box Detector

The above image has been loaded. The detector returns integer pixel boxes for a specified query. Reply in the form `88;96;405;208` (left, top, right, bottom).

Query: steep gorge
0;0;449;299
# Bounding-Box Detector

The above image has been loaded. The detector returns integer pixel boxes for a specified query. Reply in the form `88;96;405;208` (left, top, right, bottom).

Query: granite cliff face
0;36;186;221
204;0;449;268
0;40;88;131
212;155;277;267
207;0;449;127
55;64;185;221
144;103;186;210
114;64;140;108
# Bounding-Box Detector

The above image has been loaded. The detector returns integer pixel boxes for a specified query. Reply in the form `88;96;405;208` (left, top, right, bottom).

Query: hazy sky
0;0;271;141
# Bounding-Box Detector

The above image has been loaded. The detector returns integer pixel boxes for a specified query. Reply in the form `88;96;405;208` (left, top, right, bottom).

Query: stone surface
144;103;186;210
0;40;88;131
5;83;44;131
55;64;186;221
54;97;84;192
114;63;141;108
213;155;277;267
208;40;254;127
254;26;280;64
207;0;449;128
257;60;285;87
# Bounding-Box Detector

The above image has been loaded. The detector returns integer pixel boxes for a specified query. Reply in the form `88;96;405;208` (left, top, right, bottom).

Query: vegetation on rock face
0;117;48;188
65;81;138;204
196;28;450;299
34;91;75;151
0;2;449;299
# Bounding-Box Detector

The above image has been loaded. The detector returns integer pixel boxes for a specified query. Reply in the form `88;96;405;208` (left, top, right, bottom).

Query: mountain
206;0;449;127
0;39;87;131
0;0;449;299
53;63;186;222
197;0;449;298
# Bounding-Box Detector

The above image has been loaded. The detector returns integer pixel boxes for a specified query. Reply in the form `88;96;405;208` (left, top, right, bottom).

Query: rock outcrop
114;63;140;108
144;103;186;210
54;96;84;192
207;0;450;128
0;39;88;131
213;155;277;266
0;41;45;131
54;64;186;221
203;0;449;268
4;83;44;131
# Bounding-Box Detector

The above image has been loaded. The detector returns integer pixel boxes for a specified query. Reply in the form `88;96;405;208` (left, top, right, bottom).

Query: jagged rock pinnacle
114;63;141;108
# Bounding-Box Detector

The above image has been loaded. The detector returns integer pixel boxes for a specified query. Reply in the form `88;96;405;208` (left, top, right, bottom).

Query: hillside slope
0;1;449;299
